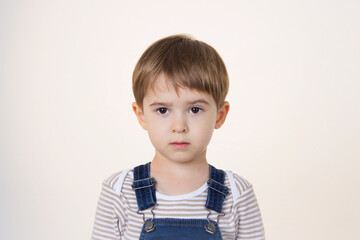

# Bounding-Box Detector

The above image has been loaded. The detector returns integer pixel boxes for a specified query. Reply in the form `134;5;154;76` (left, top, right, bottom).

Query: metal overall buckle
137;204;157;233
205;210;225;234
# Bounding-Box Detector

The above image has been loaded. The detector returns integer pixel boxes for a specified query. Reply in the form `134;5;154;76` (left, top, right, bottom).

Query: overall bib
131;162;229;240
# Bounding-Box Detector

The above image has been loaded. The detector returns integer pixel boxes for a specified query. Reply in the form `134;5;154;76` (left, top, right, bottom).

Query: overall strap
131;162;157;211
206;165;229;213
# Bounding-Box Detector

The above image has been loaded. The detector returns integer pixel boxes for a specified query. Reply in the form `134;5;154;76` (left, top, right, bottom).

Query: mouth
170;142;190;149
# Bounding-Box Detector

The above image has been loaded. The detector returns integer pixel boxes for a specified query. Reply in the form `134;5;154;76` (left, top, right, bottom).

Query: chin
168;154;204;164
155;148;206;164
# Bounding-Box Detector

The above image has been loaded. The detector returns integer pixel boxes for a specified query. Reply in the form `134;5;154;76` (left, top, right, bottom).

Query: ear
215;101;230;129
132;102;147;130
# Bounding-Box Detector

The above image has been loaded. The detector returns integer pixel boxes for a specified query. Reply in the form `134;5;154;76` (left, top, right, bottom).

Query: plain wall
1;0;359;239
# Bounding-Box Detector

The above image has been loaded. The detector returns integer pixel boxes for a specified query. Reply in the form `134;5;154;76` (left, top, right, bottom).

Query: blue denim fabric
132;162;157;211
133;162;228;239
205;165;229;213
139;219;222;240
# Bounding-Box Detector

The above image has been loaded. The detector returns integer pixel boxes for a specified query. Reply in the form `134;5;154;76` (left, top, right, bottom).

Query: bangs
133;34;229;109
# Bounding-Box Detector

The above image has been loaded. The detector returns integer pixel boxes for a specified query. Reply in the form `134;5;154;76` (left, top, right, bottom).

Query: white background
1;0;359;239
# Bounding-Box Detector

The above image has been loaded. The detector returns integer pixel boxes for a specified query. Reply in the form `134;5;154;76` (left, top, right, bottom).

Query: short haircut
132;34;229;109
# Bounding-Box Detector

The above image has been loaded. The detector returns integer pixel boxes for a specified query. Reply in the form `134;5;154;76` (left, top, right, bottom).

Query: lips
170;142;190;149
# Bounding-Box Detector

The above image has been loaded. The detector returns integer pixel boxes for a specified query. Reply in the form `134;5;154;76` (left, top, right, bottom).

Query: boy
91;34;265;240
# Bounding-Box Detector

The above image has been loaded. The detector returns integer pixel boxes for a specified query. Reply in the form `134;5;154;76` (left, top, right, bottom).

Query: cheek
146;116;169;130
191;118;216;144
146;118;169;142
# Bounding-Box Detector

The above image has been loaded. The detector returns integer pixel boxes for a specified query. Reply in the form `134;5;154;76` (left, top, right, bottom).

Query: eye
189;107;202;114
156;107;169;115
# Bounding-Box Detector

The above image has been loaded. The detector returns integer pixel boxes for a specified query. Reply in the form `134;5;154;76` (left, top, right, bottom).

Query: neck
150;152;210;195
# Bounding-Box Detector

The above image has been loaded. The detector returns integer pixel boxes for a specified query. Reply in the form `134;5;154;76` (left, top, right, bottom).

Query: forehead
144;74;214;104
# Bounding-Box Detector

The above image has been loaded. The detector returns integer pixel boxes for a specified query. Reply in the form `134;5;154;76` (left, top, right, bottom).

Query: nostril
172;127;188;133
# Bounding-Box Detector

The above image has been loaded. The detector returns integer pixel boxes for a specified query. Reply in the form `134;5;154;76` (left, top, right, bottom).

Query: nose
171;115;188;133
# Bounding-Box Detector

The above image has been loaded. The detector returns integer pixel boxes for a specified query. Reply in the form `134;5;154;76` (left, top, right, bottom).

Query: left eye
189;107;202;114
156;108;169;114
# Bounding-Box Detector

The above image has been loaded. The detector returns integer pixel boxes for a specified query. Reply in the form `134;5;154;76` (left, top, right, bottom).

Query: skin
132;73;230;195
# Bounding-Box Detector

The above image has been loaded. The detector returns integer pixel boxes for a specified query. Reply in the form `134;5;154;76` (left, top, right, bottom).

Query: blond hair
132;34;229;109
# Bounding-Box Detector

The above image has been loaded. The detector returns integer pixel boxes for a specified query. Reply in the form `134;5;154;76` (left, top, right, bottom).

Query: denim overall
131;162;229;240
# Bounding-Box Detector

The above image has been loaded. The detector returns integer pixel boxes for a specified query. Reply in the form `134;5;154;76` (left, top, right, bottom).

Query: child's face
132;74;229;165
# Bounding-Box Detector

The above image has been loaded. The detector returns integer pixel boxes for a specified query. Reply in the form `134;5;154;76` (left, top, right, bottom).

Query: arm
91;178;126;240
236;185;265;239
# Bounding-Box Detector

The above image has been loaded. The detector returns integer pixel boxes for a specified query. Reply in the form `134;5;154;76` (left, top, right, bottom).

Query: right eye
156;108;169;115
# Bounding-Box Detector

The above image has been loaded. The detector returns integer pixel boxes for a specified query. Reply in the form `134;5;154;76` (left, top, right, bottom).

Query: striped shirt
91;169;265;240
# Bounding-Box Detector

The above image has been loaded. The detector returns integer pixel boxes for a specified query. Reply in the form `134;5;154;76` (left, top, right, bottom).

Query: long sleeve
236;185;265;239
91;175;127;240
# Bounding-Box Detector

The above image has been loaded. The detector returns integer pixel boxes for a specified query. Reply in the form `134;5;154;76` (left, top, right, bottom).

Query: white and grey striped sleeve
91;172;127;240
234;175;265;239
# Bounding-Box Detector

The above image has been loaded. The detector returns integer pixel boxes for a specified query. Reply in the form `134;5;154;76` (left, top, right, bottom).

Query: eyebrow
149;99;210;107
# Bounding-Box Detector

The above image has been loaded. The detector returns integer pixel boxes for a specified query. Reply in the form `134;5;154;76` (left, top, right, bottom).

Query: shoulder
102;169;133;195
225;170;253;200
